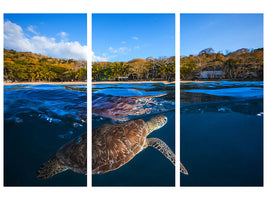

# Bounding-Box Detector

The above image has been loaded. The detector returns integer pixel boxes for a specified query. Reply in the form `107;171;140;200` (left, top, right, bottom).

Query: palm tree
46;71;57;82
35;69;44;82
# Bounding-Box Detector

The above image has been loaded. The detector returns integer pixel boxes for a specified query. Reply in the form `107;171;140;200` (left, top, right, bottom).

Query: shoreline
4;80;175;86
180;80;262;83
4;80;262;86
4;81;87;86
92;80;175;84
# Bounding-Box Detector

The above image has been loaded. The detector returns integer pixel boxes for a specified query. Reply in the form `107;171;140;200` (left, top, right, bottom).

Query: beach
92;81;175;84
4;81;87;86
180;80;261;83
180;80;217;83
4;80;261;86
4;80;176;86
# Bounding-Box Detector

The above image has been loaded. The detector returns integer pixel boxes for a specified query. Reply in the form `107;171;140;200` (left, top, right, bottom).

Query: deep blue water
92;83;175;186
4;84;87;186
5;81;259;187
180;81;263;186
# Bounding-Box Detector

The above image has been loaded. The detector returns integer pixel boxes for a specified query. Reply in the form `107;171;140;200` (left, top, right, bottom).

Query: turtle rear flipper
36;157;68;180
146;137;175;165
180;162;189;175
146;137;189;175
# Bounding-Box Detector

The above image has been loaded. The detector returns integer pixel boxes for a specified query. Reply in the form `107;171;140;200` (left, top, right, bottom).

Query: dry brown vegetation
4;49;87;82
180;48;263;80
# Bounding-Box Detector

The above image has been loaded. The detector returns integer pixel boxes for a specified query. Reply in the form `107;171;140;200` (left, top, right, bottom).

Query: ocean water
92;83;175;186
180;81;263;186
4;84;87;186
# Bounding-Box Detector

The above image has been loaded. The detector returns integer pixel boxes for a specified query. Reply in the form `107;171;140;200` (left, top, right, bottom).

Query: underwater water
4;84;87;186
180;81;263;186
92;83;175;186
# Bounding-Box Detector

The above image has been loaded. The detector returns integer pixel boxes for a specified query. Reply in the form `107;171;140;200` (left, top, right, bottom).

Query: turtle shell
92;119;148;174
56;133;87;174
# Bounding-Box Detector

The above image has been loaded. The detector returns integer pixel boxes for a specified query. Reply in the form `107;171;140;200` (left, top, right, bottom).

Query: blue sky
92;14;175;62
4;14;87;60
180;14;263;56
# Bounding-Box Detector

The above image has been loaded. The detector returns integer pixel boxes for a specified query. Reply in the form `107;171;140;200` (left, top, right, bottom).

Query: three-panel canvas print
3;13;263;187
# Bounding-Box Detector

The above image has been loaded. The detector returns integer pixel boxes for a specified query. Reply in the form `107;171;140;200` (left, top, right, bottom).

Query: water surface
4;84;87;186
180;81;263;186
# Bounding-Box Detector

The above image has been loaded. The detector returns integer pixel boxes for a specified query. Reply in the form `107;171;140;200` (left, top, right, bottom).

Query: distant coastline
180;79;263;83
92;80;175;84
4;80;175;86
5;79;263;86
4;81;87;86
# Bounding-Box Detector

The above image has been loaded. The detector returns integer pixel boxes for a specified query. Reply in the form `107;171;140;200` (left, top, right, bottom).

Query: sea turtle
93;115;188;175
36;133;87;179
36;115;188;179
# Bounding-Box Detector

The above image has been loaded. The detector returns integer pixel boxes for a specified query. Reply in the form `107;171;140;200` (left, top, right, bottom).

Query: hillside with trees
180;48;263;80
4;49;87;82
92;56;175;81
5;48;261;83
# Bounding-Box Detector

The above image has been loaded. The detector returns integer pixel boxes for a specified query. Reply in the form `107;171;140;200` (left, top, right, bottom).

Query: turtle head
147;115;168;134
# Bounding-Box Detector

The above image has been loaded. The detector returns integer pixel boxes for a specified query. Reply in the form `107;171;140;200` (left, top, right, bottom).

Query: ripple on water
4;84;87;186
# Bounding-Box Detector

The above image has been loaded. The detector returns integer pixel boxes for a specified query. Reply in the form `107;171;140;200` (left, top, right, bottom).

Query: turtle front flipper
146;138;189;175
36;157;68;179
146;137;175;165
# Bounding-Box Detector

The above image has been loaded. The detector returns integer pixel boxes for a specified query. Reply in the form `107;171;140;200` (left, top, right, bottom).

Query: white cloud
57;31;68;42
132;36;139;40
92;49;125;62
92;51;107;62
95;46;131;61
59;31;67;37
109;46;130;54
109;46;118;53
27;25;38;35
4;21;34;52
118;47;131;54
4;20;87;60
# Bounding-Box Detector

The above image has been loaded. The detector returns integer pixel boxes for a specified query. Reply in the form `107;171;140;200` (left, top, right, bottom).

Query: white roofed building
199;71;223;79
